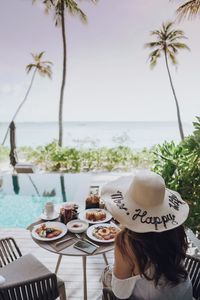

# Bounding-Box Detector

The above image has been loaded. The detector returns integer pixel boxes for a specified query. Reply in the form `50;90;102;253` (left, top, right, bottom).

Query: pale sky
0;0;199;124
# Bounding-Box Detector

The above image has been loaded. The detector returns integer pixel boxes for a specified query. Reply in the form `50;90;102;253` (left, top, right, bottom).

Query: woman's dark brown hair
115;225;188;286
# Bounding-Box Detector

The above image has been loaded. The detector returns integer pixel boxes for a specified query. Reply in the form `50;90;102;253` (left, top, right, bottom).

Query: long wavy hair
115;225;188;286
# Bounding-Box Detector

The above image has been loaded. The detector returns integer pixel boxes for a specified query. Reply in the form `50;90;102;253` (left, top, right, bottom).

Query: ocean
0;121;194;150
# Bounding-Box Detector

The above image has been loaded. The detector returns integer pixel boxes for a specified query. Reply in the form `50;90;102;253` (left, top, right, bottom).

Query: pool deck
1;171;200;300
1;228;199;300
0;227;114;300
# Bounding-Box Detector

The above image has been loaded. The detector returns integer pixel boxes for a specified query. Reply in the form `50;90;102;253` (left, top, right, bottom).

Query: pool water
0;173;91;228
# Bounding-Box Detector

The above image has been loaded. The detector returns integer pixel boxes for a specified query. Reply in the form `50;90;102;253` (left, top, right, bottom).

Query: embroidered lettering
111;191;129;214
111;191;123;200
169;193;184;211
132;209;178;230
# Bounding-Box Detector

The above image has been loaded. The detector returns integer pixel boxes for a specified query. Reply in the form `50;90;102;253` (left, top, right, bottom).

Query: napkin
49;235;76;252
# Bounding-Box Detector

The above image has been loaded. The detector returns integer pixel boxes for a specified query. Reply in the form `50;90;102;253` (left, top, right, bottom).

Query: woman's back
134;275;192;300
101;171;192;299
111;269;192;299
111;227;193;300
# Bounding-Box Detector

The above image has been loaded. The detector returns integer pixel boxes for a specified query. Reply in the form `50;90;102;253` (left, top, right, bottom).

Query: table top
28;218;115;257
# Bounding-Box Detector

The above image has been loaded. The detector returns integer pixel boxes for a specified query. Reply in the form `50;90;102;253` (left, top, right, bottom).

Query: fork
75;233;83;239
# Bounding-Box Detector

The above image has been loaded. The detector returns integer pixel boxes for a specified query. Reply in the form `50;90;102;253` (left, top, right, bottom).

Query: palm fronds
26;51;53;78
145;21;189;66
176;0;200;20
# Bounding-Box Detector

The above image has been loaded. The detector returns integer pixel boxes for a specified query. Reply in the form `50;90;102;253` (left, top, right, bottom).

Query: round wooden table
28;219;115;300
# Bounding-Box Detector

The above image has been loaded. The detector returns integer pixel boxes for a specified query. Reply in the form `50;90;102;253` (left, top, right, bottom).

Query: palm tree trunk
58;0;67;147
164;52;184;141
2;68;37;145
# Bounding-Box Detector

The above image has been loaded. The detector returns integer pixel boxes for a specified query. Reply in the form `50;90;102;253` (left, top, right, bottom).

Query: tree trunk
164;52;184;141
58;1;67;147
2;68;37;145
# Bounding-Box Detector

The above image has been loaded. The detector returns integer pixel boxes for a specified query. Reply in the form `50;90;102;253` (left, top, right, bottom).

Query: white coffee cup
44;201;54;218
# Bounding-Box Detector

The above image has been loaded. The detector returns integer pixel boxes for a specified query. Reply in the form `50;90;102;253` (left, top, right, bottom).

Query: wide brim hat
101;170;189;233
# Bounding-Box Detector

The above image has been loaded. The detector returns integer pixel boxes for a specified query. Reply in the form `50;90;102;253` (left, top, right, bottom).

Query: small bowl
67;219;89;233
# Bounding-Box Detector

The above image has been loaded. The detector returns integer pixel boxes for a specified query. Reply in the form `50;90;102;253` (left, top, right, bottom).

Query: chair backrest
0;237;22;267
185;254;200;300
0;273;59;300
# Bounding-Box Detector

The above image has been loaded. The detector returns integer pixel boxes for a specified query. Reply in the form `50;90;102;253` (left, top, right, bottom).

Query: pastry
86;209;106;222
92;225;120;241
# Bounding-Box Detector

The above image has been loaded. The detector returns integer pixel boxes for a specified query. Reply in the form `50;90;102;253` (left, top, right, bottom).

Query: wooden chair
0;237;67;300
185;254;200;300
102;287;121;300
102;254;200;300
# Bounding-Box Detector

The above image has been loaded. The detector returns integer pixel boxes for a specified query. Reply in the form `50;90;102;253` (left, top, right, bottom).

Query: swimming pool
0;173;91;228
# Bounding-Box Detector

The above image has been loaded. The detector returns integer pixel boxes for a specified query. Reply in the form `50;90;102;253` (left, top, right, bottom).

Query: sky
0;0;200;124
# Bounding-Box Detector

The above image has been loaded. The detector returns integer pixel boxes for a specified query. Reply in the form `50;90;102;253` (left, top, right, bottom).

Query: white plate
86;223;120;243
79;208;112;224
67;219;89;233
40;212;60;221
32;222;67;241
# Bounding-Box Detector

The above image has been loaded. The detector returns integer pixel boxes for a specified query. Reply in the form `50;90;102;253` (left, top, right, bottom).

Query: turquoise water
0;174;91;228
0;194;62;228
0;121;194;149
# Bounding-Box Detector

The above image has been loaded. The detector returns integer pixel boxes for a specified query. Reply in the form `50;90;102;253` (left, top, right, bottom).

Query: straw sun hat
101;170;189;233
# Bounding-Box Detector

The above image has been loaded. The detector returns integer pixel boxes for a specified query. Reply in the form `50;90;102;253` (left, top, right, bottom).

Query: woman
101;170;192;299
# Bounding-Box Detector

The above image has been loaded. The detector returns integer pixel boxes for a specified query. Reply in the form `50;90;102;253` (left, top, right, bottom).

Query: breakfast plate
67;219;89;233
32;222;67;241
86;223;120;243
79;208;112;224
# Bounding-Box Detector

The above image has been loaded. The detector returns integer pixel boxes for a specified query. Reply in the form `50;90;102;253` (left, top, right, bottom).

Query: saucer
40;212;60;221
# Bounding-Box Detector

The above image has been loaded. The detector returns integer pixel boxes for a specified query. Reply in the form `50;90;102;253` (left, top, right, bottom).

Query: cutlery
74;233;82;239
75;233;99;248
110;220;120;228
55;236;74;246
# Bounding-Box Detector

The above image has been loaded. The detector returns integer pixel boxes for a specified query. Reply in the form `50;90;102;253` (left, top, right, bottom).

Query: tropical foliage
152;117;200;237
174;0;200;19
145;21;190;141
0;145;9;162
25;142;153;172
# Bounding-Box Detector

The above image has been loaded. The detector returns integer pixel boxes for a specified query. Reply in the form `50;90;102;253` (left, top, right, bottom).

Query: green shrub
152;117;200;237
26;142;153;173
0;145;9;161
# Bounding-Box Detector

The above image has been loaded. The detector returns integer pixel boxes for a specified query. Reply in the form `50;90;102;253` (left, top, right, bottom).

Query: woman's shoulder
114;236;140;277
111;271;141;299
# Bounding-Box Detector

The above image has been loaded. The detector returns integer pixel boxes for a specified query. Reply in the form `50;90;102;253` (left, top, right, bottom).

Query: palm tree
145;21;190;141
2;51;52;145
174;0;200;20
33;0;96;147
